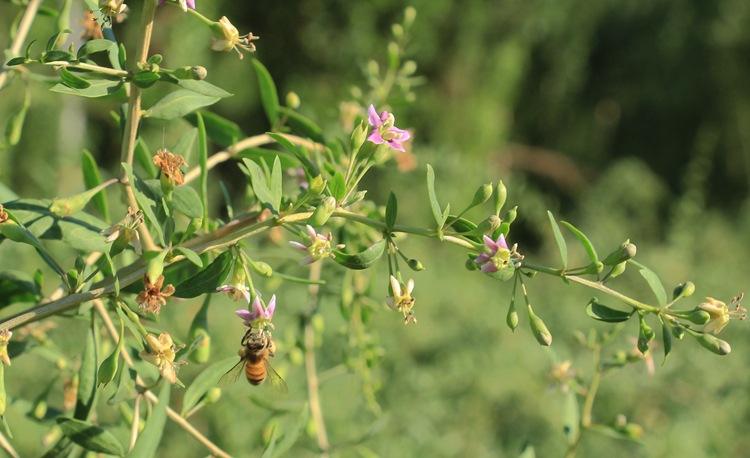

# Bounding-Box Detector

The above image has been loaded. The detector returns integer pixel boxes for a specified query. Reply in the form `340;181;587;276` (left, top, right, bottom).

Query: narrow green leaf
195;112;209;223
278;107;325;143
426;164;445;229
560;221;598;265
270;156;282;211
329;171;346;202
171;186;203;219
586;299;632;323
547;211;568;269
181;356;237;416
251;59;280;125
60;68;91;89
240;158;276;212
4;90;29;146
630;260;668;306
267;132;319;176
273;405;311;456
121;163;165;245
170;128;197;163
173;251;233;298
332;239;386;270
660;317;672;363
127;382;170;458
76;38;121;69
81;150;109;221
145;90;221;120
177;79;232;98
135;138;158;177
57;417;125;456
186;110;243;147
50;78;123;98
385;192;398;229
74;312;98;420
174;247;203;267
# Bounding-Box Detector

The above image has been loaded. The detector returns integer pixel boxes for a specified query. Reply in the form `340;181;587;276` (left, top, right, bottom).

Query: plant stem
0;0;42;90
120;0;158;251
129;394;142;451
565;345;602;458
93;300;231;458
304;262;330;456
42;61;128;78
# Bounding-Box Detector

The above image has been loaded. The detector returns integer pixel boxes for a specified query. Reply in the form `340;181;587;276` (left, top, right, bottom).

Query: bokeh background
2;0;750;457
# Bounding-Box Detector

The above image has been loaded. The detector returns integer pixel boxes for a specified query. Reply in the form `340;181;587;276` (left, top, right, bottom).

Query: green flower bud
686;309;711;325
308;176;326;196
97;345;119;387
503;206;518;225
671;325;685;340
404;6;417;27
465;257;479;271
637;315;654;353
251;260;273;278
289;347;304;366
494;180;507;215
50;182;112;217
506;298;519;331
310;196;337;226
351;120;368;152
205;387;222;404
407;259;425;271
401;60;417;76
527;304;552;346
189;298;211;364
148;54;163;65
693;331;731;355
33;399;48;419
602;241;637;266
145;249;168;285
286;91;301;109
471;182;493;207
672;281;695;300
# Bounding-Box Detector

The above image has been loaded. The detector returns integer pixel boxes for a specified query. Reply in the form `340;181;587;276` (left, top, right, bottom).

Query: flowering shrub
0;1;746;456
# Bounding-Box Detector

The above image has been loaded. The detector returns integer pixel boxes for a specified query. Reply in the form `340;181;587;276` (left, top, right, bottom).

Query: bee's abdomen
245;361;266;385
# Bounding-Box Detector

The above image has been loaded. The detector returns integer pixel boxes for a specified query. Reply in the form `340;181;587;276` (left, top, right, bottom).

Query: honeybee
224;329;287;390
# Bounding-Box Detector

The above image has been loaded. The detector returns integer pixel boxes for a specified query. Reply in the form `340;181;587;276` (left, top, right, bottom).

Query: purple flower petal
496;234;508;250
475;253;490;264
483;235;499;252
390;127;411;142
235;309;253;322
367;105;381;127
387;139;406;152
266;295;276;319
186;0;196;8
368;131;385;145
480;263;498;273
251;297;264;319
289;241;307;251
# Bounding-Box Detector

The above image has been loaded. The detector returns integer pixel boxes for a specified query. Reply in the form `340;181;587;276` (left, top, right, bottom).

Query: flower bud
145;250;168;285
351;120;368;152
672;281;695;300
286;91;301;109
693;331;731;355
503;206;518;225
494;180;507;215
97;344;119;387
308;176;326;196
407;258;425;271
251;260;273;277
637;315;654;353
527;304;552;346
470;183;493;207
205;387;222;404
506;298;519;331
671;325;685;340
391;24;404;38
50;184;109;217
309;196;337;226
465;258;479;271
609;261;627;279
33;399;48;420
685;309;711;325
189;299;211;364
404;6;417;27
401;60;417;76
602;241;637;266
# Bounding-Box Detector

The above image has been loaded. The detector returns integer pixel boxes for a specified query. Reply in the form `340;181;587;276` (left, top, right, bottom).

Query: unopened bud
503;206;518;224
50;182;111;217
506;299;519;331
404;6;417;27
672;281;695;300
391;24;404;38
407;259;425;271
671;325;685;340
602;241;637;265
251;260;273;277
145;250;168;284
401;60;417;76
309;176;326;196
310;196;336;226
465;257;478;271
694;331;731;355
637;315;654;353
205;387;222;404
528;304;552;346
685;309;711;325
471;183;493;207
189;299;211;364
351;120;368;152
609;261;627;279
286;91;301;109
494;180;507;215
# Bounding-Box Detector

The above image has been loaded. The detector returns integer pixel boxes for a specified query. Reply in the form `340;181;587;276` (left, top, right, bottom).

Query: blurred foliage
1;0;750;456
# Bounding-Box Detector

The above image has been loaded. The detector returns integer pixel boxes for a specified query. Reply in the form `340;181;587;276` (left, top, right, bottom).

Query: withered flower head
0;204;8;224
0;329;12;366
153;149;187;186
136;275;175;314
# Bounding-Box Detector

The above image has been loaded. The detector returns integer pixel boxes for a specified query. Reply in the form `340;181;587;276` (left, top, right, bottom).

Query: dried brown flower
136;275;175;314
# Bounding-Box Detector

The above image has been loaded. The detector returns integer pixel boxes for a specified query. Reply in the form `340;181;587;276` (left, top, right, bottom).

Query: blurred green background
2;0;750;456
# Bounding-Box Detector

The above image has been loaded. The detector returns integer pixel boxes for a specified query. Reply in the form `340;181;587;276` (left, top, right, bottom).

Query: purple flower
216;283;251;303
159;0;196;11
236;295;276;326
367;105;411;152
289;225;334;264
475;234;510;273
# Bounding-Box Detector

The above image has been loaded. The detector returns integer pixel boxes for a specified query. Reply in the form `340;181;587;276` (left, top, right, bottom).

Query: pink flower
289;225;334;264
367;105;411;152
475;234;510;273
159;0;195;10
236;295;276;326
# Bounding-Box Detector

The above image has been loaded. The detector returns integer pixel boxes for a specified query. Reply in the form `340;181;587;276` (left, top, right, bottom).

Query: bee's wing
219;358;244;386
265;361;288;393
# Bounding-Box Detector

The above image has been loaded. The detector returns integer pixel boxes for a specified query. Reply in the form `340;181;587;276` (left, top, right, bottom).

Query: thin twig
93;300;232;458
129;394;142;451
304;262;330;456
0;430;19;458
0;0;42;90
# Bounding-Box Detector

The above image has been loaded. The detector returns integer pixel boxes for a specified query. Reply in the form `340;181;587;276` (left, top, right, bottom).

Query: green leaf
278;107;325;143
171;186;203;219
0;271;41;308
270;156;283;211
560;221;599;266
563;390;579;445
267;132;319;176
173;251;233;298
4;90;29;146
42;50;74;62
74;312;98;420
50;78;124;98
332;239;386;270
586;299;632;323
177;79;232;98
181;356;237;416
385;192;398;229
133;71;160;88
57;417;125;456
81;150;109;221
630;260;667;306
121;163;165;245
127;382;170;458
76;38;121;69
660;317;672;363
0;209;66;278
145;90;221;120
251;59;280;125
426;164;447;229
186;110;243;147
546;211;568;269
195;112;209;223
329;171;346;202
135;138;158;177
174;247;203;267
240;158;278;212
236;147;297;169
108;366;136;406
5;56;26;66
60;68;91;89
